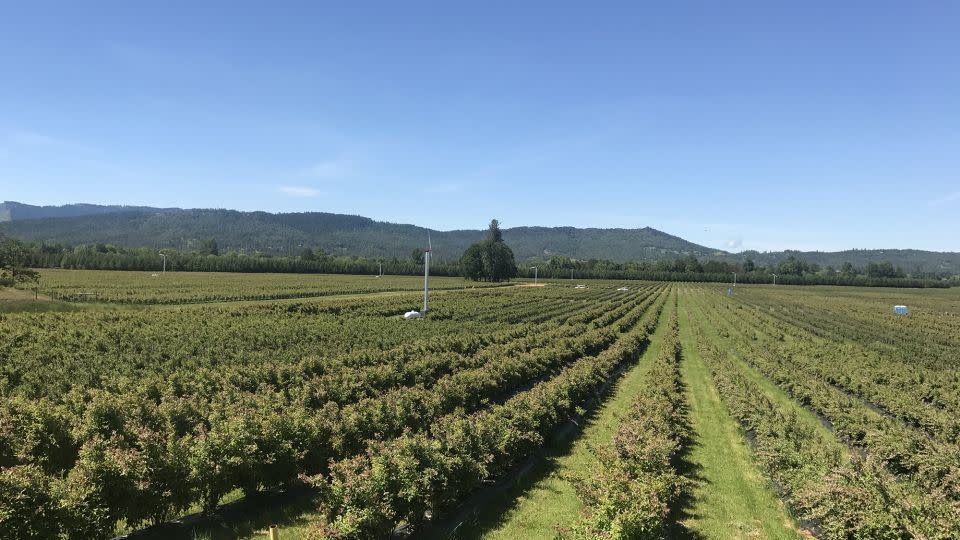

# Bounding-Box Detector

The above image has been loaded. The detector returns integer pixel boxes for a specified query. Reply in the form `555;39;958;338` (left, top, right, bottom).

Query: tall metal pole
160;253;166;273
530;267;538;284
422;250;430;312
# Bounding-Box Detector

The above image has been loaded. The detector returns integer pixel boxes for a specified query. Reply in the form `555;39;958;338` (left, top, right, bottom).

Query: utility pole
423;250;430;312
423;234;432;313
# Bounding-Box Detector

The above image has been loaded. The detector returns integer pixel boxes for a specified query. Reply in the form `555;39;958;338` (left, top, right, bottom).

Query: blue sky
1;1;957;252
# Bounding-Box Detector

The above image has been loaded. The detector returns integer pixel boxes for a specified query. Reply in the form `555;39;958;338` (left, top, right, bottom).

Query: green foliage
564;303;689;539
3;274;959;537
487;219;503;243
461;220;517;282
864;260;904;278
0;205;718;263
4;229;953;287
0;397;77;473
0;236;39;286
771;255;821;276
690;285;960;536
199;238;219;256
0;465;62;539
34;269;497;304
0;276;666;535
307;294;666;538
459;243;484;280
2;202;959;276
410;248;424;265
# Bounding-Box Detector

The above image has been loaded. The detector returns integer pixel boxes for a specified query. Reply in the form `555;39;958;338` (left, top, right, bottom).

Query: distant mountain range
0;201;180;222
1;201;958;273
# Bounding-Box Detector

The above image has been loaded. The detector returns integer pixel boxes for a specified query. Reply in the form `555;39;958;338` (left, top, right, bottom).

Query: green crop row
561;298;690;539
688;291;959;538
299;294;668;538
0;285;664;538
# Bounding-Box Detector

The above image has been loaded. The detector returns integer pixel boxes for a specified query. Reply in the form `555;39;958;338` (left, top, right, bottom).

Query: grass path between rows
677;293;804;539
701;302;842;450
466;299;673;539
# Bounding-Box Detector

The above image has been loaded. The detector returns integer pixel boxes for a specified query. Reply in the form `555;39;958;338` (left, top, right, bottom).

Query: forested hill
0;201;179;222
736;250;960;275
0;203;717;262
1;202;958;273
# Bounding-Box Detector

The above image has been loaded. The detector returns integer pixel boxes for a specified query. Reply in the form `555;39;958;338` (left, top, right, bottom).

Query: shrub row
0;288;664;538
562;300;690;539
730;298;960;441
690;302;959;538
301;296;667;538
703;299;960;506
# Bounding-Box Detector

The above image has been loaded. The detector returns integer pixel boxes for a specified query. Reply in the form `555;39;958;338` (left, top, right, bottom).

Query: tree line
3;232;954;288
531;254;954;287
0;235;39;286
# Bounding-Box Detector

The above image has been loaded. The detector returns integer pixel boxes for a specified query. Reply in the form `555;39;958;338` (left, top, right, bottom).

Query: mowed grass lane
459;294;673;539
677;290;805;539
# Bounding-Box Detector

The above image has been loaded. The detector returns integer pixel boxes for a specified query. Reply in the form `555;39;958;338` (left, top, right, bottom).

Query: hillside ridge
1;201;957;272
0;202;716;262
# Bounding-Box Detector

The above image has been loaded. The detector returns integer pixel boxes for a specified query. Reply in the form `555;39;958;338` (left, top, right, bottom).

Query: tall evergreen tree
461;219;516;281
487;219;503;243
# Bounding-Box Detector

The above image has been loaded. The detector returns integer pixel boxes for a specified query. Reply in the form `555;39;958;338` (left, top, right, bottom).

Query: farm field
32;269;506;304
1;272;959;539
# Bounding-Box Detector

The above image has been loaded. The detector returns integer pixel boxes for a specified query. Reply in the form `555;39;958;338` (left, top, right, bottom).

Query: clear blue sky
1;1;957;252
